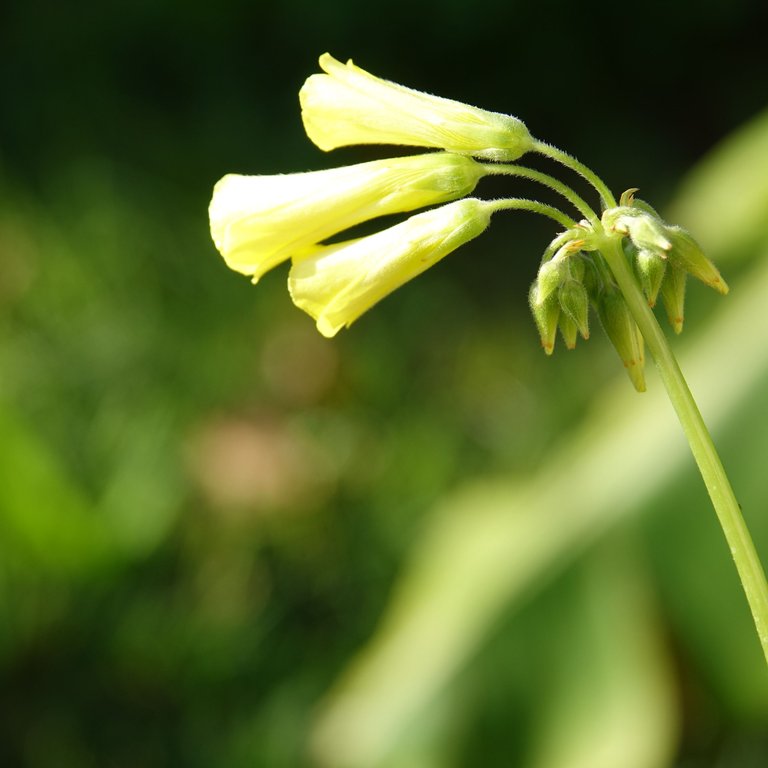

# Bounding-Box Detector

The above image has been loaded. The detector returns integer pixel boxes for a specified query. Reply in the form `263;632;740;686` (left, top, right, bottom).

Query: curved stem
599;234;768;665
533;140;617;210
485;198;576;229
480;163;599;225
540;229;587;266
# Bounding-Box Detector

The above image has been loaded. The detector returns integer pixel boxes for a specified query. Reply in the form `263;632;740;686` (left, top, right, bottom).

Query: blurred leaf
669;105;768;263
527;544;676;768
97;406;181;558
0;403;112;575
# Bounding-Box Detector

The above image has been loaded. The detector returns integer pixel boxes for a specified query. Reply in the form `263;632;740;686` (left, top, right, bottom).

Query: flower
209;152;483;282
288;199;492;337
300;53;533;162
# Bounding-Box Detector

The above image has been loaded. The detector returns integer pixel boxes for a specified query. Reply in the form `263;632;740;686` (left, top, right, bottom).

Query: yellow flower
300;53;533;162
288;198;492;337
208;153;483;282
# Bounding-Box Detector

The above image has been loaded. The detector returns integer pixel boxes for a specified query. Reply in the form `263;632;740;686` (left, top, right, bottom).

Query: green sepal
596;287;646;392
660;264;687;334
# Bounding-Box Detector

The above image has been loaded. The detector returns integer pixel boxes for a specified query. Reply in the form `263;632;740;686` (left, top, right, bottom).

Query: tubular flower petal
288;199;492;337
209;152;483;281
300;53;534;162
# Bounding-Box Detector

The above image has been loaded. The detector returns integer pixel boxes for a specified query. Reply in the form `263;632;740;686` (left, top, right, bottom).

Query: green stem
485;198;576;229
533;140;618;210
600;234;768;665
481;163;599;225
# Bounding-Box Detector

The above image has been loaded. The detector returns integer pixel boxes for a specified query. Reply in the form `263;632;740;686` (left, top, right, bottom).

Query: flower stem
533;140;618;210
600;234;768;665
485;198;576;229
481;163;599;225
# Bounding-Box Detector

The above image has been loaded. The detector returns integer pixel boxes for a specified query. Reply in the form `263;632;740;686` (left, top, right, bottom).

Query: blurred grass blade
527;543;676;768
669;105;768;263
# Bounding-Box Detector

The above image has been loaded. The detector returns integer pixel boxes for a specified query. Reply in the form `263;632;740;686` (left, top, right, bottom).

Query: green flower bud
558;278;590;339
529;281;560;356
534;257;566;305
602;206;671;254
665;225;729;295
596;288;646;392
633;247;667;308
660;264;687;335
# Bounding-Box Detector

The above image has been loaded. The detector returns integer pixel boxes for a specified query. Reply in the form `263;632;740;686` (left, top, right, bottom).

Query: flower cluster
529;189;727;390
208;53;727;389
209;53;532;336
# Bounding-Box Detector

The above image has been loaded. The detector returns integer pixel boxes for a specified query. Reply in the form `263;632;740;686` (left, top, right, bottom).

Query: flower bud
558;312;579;350
660;264;687;335
529;282;560;356
596;288;646;392
534;258;566;305
633;246;667;307
664;225;729;295
602;206;671;254
558;278;590;339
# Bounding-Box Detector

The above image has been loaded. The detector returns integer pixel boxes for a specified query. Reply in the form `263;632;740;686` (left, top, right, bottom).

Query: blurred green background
2;1;768;766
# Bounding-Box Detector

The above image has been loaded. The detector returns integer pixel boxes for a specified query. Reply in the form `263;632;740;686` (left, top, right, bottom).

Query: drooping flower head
300;53;534;162
208;53;729;392
209;153;484;281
